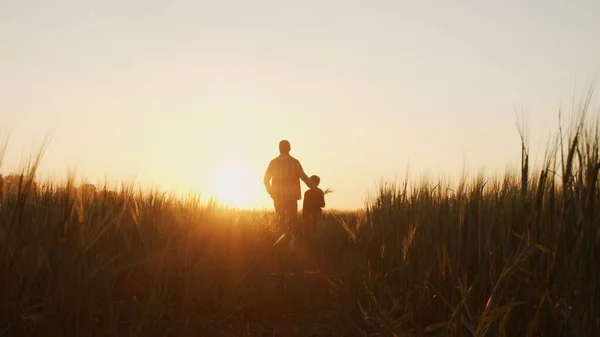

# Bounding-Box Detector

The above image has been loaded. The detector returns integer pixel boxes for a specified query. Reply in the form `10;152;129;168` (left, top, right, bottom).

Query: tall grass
1;107;599;336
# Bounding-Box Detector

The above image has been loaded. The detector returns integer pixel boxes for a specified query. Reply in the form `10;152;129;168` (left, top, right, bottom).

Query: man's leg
274;198;296;230
286;199;298;217
273;199;289;231
285;199;299;232
273;198;285;217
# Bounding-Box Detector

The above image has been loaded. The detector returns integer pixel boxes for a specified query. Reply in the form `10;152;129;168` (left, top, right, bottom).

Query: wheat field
1;109;599;336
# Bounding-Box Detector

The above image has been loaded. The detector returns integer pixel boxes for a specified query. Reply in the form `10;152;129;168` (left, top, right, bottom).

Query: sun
208;161;260;209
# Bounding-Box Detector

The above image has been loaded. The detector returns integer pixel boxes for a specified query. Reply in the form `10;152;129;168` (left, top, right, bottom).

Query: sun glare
209;162;260;209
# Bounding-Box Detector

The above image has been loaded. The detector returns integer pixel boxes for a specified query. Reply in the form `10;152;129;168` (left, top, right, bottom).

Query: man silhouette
264;140;313;222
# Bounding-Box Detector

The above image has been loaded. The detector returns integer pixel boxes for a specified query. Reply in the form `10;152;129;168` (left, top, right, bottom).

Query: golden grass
1;106;599;336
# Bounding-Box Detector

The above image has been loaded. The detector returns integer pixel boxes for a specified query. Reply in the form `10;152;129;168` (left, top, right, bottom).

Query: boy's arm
302;191;308;209
320;190;325;208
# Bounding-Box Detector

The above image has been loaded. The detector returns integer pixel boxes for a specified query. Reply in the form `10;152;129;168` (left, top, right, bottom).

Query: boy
302;175;326;234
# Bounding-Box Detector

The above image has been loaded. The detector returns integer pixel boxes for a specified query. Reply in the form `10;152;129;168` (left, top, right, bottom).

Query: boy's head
309;175;320;187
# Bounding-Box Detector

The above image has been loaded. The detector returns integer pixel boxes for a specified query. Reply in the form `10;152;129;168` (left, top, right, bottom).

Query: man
264;140;313;221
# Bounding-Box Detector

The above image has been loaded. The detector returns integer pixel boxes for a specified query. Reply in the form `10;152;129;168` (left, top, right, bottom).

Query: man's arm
263;163;273;197
297;161;314;189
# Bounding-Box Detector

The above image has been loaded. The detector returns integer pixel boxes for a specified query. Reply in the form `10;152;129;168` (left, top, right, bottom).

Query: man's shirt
264;154;309;200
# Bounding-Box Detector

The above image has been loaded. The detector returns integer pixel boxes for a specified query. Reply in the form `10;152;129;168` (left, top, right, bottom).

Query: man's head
279;140;291;154
309;175;320;187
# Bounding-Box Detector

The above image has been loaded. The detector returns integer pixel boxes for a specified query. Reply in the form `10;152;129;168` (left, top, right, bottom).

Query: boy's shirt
303;187;325;214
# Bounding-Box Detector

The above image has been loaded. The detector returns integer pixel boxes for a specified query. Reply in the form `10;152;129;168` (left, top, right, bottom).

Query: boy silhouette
302;175;325;234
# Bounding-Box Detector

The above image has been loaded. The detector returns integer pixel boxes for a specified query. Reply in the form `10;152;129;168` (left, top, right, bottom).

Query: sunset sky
1;0;599;209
